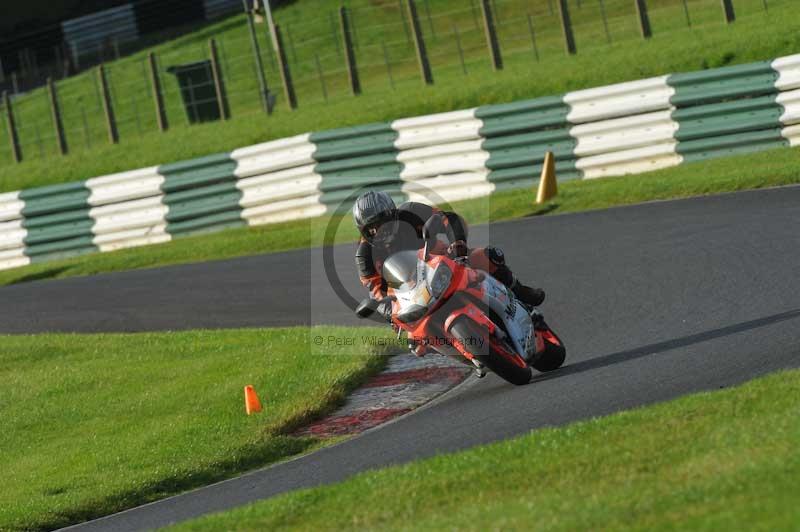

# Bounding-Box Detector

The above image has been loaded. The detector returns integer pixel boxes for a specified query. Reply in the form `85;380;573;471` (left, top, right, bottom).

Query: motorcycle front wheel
450;318;532;386
532;328;566;372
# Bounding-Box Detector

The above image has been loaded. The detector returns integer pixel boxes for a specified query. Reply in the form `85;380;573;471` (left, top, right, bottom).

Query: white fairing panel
479;275;533;358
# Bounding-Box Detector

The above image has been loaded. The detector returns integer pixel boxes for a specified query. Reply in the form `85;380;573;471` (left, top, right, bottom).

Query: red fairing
443;302;496;334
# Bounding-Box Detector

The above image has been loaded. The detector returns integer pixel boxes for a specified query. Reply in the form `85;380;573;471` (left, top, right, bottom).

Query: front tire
450;318;532;385
532;328;566;372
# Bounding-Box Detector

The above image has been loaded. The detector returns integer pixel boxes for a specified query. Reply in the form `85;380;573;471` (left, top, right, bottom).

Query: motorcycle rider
353;190;545;341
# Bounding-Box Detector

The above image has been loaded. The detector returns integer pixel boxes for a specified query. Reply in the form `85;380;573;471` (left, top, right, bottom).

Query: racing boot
510;278;545;308
471;359;487;378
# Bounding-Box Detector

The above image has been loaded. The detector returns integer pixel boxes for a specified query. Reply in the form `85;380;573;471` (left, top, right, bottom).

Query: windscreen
382;250;419;289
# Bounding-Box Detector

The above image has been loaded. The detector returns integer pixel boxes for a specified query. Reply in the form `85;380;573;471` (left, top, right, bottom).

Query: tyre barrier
0;54;798;271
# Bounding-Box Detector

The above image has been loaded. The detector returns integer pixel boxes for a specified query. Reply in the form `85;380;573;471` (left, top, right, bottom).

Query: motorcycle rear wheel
450;318;532;385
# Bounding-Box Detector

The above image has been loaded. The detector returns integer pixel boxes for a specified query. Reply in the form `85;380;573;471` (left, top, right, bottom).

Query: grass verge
0;0;799;190
170;368;800;531
0;145;798;287
0;326;394;530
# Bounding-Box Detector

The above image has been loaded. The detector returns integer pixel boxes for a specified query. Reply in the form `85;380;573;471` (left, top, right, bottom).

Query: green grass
0;325;395;530
1;0;798;191
1;145;798;287
170;368;800;531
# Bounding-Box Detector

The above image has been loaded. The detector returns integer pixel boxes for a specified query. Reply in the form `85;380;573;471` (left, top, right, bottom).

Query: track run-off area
3;186;798;530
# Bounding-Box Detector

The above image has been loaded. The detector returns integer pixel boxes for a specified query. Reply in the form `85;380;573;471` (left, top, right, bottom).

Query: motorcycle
355;237;566;385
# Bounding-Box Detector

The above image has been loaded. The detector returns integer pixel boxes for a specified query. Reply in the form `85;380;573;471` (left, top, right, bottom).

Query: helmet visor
364;218;399;245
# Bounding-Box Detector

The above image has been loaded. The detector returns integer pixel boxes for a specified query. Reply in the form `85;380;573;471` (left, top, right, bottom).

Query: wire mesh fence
0;0;791;169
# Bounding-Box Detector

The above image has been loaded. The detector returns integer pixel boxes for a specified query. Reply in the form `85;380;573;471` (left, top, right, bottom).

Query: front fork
443;300;529;372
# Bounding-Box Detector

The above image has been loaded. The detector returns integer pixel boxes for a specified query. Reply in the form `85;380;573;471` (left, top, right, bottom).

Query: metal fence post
599;0;611;43
527;13;539;61
423;0;436;41
635;0;652;39
721;0;736;23
405;0;433;85
328;11;342;52
273;24;297;110
80;101;91;148
47;77;68;155
98;65;119;144
242;0;271;114
480;0;503;70
3;91;22;163
340;7;361;95
53;46;62;79
381;41;395;88
209;39;229;120
681;0;692;27
314;53;328;101
398;0;412;44
557;0;576;55
285;23;298;63
148;53;168;132
453;24;467;75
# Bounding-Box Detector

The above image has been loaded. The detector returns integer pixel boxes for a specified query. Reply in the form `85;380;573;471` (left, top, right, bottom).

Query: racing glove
375;299;393;322
447;240;469;258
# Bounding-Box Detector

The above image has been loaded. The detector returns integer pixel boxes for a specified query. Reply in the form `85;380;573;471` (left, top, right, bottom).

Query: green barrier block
312;122;405;215
678;128;788;163
311;123;399;162
158;152;241;237
166;210;247;236
19;180;97;259
669;61;779;108
26;238;97;262
477;96;570;137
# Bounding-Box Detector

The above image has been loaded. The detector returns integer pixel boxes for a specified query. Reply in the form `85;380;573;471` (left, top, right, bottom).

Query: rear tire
532;329;566;372
450;318;532;385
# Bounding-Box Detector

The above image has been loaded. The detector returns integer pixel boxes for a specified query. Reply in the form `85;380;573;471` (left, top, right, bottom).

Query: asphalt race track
4;187;799;530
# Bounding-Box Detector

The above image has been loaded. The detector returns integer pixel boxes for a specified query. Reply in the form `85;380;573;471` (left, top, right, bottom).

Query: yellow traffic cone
536;151;557;204
244;385;263;415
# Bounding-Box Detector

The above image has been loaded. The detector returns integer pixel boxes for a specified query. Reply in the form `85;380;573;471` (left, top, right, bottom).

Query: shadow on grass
6;266;73;286
531;308;800;384
28;351;392;531
523;203;560;217
35;436;321;531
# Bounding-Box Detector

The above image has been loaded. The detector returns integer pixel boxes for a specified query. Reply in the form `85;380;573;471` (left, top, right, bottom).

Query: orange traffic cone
536;151;558;204
244;385;262;415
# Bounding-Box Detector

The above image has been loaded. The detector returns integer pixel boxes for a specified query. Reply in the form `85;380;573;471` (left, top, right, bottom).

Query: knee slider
485;246;506;266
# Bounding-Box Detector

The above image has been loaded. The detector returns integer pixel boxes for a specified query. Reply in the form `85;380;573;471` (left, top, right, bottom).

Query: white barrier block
0;191;24;223
577;142;683;179
90;196;169;236
393;109;483;150
773;54;800;91
565;76;675;124
0;219;26;252
242;195;328;226
777;88;800;126
94;225;171;253
571;110;679;157
0;250;30;271
86;166;164;206
236;163;324;227
403;172;494;204
782;124;800;147
232;133;317;178
398;140;490;180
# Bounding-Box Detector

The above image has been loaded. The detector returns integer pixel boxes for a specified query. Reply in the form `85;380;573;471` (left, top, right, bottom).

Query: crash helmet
352;190;398;245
